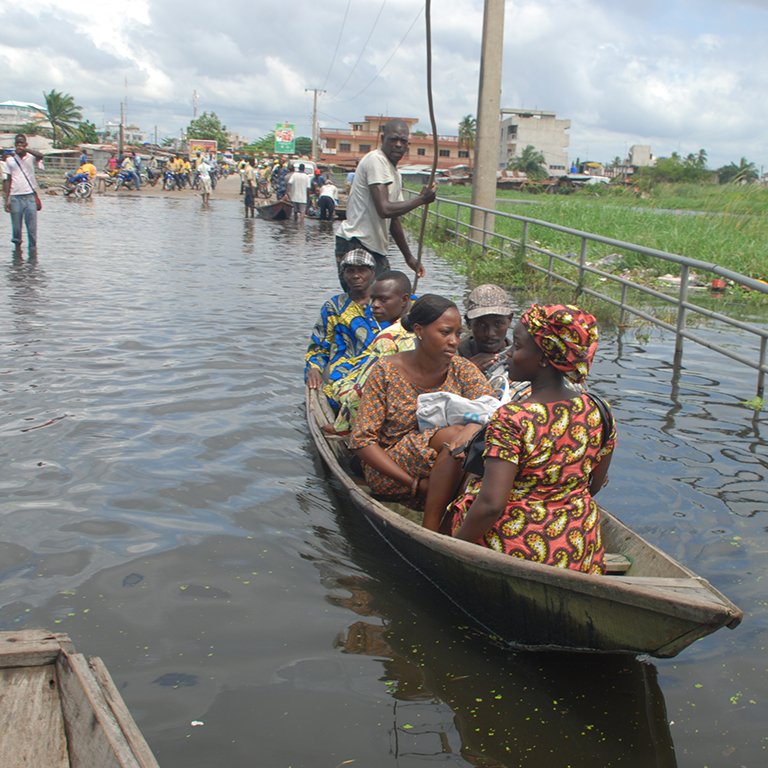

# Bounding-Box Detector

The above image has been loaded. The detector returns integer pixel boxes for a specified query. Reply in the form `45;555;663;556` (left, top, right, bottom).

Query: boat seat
605;553;632;574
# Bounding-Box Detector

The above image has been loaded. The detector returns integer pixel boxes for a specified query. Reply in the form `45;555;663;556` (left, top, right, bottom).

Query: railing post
482;210;489;257
547;253;553;290
619;283;628;327
579;237;587;290
758;337;767;398
435;198;441;228
454;203;461;245
521;221;528;259
674;264;689;362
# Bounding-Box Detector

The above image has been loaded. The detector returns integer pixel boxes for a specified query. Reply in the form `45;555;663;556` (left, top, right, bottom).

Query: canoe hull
306;388;742;657
255;200;293;220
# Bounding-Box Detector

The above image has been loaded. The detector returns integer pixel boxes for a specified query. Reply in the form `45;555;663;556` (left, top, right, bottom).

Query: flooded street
1;187;767;767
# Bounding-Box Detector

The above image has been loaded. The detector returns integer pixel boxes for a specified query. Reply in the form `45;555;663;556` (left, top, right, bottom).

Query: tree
717;157;759;184
249;132;276;153
60;120;99;148
42;89;83;148
509;144;548;179
187;111;228;148
458;114;476;167
162;136;176;147
295;136;312;155
412;129;427;138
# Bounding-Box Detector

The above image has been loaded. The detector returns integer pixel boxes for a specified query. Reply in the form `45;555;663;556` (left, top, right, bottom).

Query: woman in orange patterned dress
349;295;494;511
448;304;616;574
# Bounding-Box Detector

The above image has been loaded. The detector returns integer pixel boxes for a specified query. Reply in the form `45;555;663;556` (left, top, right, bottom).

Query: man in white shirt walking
284;163;311;223
335;118;435;291
3;134;44;254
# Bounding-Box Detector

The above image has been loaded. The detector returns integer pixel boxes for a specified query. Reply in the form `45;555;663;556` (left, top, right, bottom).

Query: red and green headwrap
520;304;598;383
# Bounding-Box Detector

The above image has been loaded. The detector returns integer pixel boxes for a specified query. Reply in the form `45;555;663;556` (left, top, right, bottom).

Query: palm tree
696;148;708;169
718;158;759;184
509;144;548;180
458;114;476;168
42;90;83;148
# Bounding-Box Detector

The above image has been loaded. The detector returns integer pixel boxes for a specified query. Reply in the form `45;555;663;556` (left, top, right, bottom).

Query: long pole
119;102;124;157
470;0;505;242
305;88;326;161
412;0;438;294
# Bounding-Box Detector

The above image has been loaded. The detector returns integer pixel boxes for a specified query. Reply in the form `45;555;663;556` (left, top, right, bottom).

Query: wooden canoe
255;200;293;220
306;388;743;657
0;629;159;768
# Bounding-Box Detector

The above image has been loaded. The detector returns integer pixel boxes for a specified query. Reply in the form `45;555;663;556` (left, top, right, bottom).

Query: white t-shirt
198;161;210;180
318;182;338;203
6;153;37;195
287;171;311;203
337;149;403;255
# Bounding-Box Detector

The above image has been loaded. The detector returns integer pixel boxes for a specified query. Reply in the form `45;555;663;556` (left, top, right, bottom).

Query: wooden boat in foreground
255;199;293;220
0;629;159;767
307;388;743;657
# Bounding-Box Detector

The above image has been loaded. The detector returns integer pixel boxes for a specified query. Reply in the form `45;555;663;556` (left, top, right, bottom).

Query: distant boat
306;387;743;657
0;629;159;767
255;200;293;220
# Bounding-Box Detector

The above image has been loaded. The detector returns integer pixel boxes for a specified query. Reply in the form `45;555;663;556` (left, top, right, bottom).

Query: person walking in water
3;134;43;255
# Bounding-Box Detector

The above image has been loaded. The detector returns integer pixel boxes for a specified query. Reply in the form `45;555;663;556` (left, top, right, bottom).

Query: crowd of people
305;119;616;575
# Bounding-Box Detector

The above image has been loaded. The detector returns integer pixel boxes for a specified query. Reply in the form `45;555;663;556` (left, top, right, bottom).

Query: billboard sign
275;123;295;154
189;139;217;160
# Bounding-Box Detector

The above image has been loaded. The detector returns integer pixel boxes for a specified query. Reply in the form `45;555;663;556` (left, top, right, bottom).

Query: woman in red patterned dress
448;304;616;574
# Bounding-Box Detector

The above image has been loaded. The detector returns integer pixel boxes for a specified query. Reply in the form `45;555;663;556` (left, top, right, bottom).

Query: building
0;101;49;133
629;145;655;167
227;132;248;150
319;116;474;170
97;121;146;145
498;109;570;176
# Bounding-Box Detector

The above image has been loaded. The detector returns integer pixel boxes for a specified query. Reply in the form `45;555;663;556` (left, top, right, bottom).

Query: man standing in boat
335;118;436;291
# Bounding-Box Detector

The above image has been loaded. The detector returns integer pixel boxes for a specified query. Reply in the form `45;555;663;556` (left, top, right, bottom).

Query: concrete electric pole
305;88;326;161
470;0;505;241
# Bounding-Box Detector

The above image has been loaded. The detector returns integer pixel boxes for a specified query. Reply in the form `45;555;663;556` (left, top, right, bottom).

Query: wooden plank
605;553;632;574
57;652;142;768
0;664;68;768
0;630;69;668
89;657;160;768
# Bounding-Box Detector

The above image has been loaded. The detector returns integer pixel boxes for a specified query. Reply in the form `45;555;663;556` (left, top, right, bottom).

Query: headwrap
520;304;598;383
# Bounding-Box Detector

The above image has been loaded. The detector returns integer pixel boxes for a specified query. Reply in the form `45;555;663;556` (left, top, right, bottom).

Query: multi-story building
0;101;49;132
227;132;248;150
319;116;473;169
498;109;570;176
97;121;146;145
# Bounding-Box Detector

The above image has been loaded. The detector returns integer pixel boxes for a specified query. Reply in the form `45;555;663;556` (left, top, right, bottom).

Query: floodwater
1;188;767;768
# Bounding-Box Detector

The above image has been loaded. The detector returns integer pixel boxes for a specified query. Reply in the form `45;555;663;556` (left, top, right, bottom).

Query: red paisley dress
449;393;616;574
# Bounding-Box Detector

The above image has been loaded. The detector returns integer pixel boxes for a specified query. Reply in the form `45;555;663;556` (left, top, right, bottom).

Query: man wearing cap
335;118;436;292
305;250;386;405
458;284;515;396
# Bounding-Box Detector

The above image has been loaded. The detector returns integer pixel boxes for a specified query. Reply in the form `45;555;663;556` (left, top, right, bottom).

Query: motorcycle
114;169;139;191
61;172;93;199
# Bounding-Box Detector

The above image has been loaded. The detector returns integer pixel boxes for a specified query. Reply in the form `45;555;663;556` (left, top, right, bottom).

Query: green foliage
717;158;759;185
509;145;548;180
42;89;83;148
741;396;765;411
295;136;312;155
161;136;176;147
458;115;476;152
186;111;228;147
634;151;712;185
247;132;276;154
412;129;427;137
60;120;99;148
17;122;52;139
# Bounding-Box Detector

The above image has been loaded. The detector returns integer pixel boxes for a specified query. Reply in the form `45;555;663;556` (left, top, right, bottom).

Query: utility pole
470;0;505;242
193;90;198;119
305;88;326;161
119;102;124;158
155;126;158;146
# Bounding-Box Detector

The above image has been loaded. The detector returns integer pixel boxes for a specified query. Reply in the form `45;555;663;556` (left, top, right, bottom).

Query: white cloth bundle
416;383;511;432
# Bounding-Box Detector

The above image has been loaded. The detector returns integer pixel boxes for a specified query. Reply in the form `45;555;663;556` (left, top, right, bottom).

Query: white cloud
0;0;765;167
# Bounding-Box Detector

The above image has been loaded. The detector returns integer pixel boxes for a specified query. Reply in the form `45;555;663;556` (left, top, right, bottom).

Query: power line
328;0;388;100
321;0;353;91
334;5;425;104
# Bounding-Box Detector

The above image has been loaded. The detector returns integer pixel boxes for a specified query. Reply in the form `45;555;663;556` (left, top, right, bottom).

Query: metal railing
403;191;768;397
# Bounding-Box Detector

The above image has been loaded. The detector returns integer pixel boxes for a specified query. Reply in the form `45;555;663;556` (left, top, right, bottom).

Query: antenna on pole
305;88;326;161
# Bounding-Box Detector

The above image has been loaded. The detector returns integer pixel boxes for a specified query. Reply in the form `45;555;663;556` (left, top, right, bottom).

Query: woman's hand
445;422;484;457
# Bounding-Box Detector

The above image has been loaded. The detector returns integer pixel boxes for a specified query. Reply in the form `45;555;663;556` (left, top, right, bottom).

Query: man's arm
3;176;10;212
304;301;338;385
369;183;436;220
389;217;425;278
24;149;44;161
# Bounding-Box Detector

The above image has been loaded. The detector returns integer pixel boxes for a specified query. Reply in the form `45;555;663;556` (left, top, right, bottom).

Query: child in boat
442;304;616;574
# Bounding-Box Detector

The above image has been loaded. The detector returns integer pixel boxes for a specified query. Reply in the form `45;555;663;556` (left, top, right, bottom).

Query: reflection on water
0;192;766;767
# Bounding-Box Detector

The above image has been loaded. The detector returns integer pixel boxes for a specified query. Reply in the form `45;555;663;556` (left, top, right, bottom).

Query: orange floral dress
349;357;493;510
449;394;616;574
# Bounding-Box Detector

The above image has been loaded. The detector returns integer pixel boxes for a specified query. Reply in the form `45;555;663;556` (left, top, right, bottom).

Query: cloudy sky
1;0;766;168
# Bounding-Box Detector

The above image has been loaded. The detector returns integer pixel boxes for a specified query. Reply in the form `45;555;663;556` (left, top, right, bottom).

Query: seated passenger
446;304;616;574
324;270;415;436
305;250;384;407
349;294;494;511
77;162;97;179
